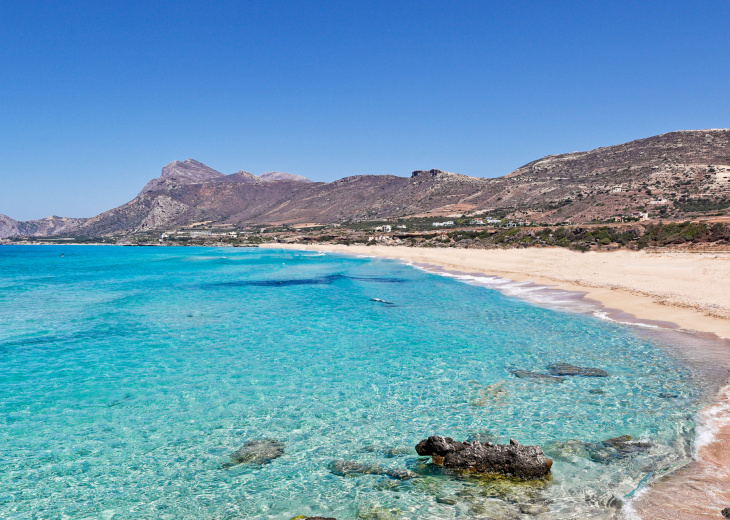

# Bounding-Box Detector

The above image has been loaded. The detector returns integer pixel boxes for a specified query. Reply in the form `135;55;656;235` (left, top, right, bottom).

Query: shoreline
266;244;730;340
266;243;730;519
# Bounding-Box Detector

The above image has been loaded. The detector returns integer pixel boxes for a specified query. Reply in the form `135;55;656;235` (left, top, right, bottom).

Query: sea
0;245;722;519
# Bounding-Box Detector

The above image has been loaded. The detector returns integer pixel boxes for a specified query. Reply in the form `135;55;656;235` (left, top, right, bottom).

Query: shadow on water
207;274;407;288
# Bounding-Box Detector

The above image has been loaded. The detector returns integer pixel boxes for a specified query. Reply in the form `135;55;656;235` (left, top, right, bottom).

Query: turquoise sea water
0;246;708;519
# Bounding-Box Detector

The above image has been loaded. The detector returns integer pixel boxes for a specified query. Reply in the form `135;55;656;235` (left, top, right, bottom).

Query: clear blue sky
2;0;729;220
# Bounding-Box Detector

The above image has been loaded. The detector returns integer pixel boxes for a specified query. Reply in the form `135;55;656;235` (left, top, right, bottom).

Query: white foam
592;311;662;329
413;264;601;314
693;383;730;457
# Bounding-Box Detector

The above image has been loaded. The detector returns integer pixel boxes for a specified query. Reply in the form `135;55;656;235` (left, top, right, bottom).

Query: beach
268;243;730;518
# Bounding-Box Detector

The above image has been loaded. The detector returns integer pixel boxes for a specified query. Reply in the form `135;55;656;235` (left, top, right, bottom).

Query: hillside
2;129;729;238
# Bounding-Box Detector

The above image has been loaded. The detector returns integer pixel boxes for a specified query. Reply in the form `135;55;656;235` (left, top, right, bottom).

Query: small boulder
329;459;417;480
722;507;730;518
547;363;608;377
587;435;652;463
415;436;552;479
511;370;565;383
229;439;284;465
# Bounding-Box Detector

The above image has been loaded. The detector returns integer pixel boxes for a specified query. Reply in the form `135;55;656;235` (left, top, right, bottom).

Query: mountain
0;214;87;239
138;159;225;195
260;171;312;183
2;129;729;238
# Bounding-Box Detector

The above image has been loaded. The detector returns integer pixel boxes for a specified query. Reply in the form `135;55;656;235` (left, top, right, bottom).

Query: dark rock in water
587;435;652;464
606;495;623;510
415;436;552;479
659;392;679;399
547;363;608;377
548;435;651;464
511;370;565;383
722;507;730;518
519;503;550;514
589;389;605;394
361;445;410;457
229;439;284;465
436;496;458;505
329;459;418;480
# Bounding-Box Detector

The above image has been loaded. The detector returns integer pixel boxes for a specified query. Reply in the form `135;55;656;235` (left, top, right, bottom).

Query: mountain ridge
3;129;729;238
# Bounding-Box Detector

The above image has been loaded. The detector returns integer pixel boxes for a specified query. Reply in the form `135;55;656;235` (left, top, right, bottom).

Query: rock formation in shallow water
547;363;609;377
548;435;651;464
415;436;552;479
329;459;418;480
510;370;565;383
228;439;284;465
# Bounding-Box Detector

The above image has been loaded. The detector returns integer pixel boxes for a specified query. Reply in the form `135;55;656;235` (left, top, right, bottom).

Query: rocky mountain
3;129;729;238
260;171;312;183
0;214;87;239
138;159;225;195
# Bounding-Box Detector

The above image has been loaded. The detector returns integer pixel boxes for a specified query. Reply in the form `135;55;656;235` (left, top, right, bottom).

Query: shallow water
0;246;712;519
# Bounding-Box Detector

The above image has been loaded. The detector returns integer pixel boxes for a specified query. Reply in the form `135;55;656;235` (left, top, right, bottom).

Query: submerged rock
547;363;609;377
549;435;651;464
510;370;565;383
588;435;651;463
415;436;552;479
229;439;284;466
356;504;400;520
329;459;418;480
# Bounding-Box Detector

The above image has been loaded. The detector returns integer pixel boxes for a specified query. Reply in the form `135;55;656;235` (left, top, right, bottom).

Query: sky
2;0;730;220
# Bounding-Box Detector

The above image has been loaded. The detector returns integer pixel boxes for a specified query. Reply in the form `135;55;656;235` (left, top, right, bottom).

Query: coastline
265;243;730;519
266;244;730;340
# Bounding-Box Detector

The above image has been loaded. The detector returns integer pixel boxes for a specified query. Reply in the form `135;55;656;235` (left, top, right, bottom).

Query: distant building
382;225;392;232
486;219;502;225
396;225;407;229
190;231;212;237
470;218;485;225
432;221;455;227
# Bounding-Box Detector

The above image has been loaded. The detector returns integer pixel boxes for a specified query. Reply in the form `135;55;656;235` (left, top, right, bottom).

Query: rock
519;503;550;515
306;517;337;520
356;505;399;520
510;370;565;383
659;392;679;398
436;496;458;505
722;507;730;518
606;495;623;509
229;439;284;465
547;363;608;377
329;460;418;480
415;436;552;479
467;498;521;519
383;446;410;458
587;435;652;463
549;435;651;464
589;389;605;394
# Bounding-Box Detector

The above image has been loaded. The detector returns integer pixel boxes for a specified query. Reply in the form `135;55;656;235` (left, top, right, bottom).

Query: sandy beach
268;244;730;518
